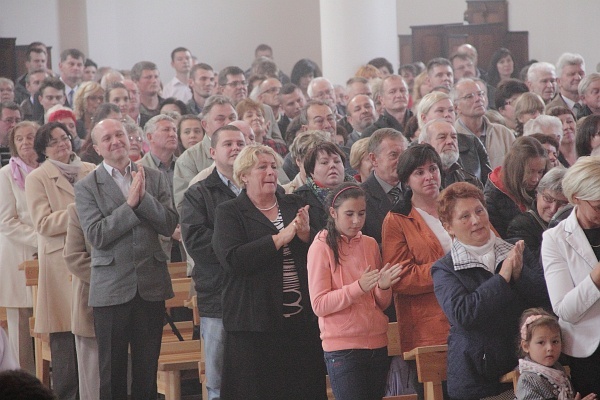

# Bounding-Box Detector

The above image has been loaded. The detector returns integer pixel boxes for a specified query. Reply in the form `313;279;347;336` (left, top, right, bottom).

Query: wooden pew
167;261;188;279
19;259;51;387
403;345;447;400
0;307;7;331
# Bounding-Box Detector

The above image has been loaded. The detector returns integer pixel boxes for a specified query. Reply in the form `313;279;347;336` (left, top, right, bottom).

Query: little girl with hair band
516;308;597;400
307;182;402;400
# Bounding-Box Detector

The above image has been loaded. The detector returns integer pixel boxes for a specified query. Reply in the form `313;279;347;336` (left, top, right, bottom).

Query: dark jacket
431;242;551;399
293;184;328;232
180;168;237;318
213;191;316;332
442;162;483;191
361;171;400;244
457;132;492;184
362;109;413;137
506;204;547;256
484;167;525;238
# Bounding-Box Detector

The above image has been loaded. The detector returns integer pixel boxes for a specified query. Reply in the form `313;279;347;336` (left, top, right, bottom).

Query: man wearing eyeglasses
453;78;515;170
257;77;282;119
219;65;284;142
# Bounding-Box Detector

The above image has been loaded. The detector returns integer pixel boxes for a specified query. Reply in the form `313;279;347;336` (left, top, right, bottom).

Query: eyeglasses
47;134;72;147
583;199;600;212
225;80;246;88
129;136;143;143
540;193;568;208
1;117;21;124
459;90;485;101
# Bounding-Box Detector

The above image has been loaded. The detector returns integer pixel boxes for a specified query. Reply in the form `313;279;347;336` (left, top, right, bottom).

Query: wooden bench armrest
403;345;448;360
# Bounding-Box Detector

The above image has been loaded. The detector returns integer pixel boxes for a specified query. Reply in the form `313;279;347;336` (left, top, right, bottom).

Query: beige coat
25;160;95;333
0;164;37;308
64;204;94;337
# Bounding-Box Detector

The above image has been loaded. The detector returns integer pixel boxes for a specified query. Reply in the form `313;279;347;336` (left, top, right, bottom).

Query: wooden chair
0;307;7;331
19;259;51;387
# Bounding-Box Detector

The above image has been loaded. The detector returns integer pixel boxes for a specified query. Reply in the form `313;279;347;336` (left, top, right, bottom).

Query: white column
319;0;398;85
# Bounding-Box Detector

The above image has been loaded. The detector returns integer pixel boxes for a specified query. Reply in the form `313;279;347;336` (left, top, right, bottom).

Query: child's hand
377;263;402;290
358;265;380;292
576;392;597;400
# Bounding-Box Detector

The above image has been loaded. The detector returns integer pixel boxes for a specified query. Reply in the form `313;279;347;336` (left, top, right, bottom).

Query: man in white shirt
162;47;193;103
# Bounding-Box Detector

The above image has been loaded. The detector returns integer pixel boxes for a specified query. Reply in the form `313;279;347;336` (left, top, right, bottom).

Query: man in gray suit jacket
75;119;177;400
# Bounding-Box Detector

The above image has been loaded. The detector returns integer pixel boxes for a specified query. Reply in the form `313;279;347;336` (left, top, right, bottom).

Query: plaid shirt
450;237;514;273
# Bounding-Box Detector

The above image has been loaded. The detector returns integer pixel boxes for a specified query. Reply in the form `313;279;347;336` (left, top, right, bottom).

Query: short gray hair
201;95;235;120
416;91;452;128
556;53;585;77
307;77;333;99
367;128;407;155
527;62;556;82
536;166;566;195
523;115;563;140
144;114;175;136
419;118;453;144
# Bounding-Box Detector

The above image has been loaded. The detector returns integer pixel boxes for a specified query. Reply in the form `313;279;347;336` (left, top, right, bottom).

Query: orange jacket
382;203;450;352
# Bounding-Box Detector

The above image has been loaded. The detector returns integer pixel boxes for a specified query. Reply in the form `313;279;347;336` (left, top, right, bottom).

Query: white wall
396;0;600;73
85;0;321;81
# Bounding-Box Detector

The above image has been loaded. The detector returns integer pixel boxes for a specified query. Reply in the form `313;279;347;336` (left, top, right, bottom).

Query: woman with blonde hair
411;71;432;113
73;81;104;139
349;137;372;183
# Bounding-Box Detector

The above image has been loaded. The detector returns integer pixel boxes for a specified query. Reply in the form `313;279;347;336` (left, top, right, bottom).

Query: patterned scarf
306;174;357;206
48;153;83;185
519;358;573;400
9;156;36;190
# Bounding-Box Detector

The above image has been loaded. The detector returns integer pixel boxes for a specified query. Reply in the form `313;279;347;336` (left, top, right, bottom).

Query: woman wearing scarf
432;182;551;400
294;141;355;231
25;121;95;400
0;121;39;374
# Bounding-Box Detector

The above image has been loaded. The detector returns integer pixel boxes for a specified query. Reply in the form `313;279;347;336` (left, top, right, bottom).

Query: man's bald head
229;120;255;144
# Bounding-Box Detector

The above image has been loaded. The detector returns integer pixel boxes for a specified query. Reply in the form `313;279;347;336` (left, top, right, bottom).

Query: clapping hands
358;263;403;292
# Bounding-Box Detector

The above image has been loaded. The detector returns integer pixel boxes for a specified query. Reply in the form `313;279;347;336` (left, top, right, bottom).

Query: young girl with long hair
307;182;402;400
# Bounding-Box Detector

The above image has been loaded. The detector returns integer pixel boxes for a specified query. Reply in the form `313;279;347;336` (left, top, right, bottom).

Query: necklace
256;200;278;211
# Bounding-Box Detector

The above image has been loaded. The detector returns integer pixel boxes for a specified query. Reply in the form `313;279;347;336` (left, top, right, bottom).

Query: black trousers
93;293;165;400
221;316;327;400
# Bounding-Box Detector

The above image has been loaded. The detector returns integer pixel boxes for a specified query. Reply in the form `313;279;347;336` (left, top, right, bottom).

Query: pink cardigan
307;230;392;352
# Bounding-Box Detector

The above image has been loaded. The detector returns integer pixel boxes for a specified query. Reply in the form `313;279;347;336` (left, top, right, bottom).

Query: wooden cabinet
400;0;528;75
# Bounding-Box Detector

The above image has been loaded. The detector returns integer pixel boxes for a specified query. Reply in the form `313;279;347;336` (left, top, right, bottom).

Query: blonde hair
562;155;600;203
416;91;452;128
73;81;104;119
355;65;382;80
349;137;370;170
233;144;282;188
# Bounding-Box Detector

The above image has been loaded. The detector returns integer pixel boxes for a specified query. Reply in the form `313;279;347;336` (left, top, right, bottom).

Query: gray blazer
74;163;177;307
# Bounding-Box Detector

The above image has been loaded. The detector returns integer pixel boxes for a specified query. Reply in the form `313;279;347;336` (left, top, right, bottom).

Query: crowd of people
1;39;600;400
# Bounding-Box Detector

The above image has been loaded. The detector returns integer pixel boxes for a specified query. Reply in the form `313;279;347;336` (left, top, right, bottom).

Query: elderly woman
294;141;355;231
547;106;578;167
484;136;548;238
575;114;600;157
25;121;95;399
123;122;144;162
542;156;600;396
381;144;452;395
177;114;203;154
282;130;328;193
0;122;39;373
507;167;567;255
528;132;561;168
433;182;550;400
73;81;104;139
212;144;326;399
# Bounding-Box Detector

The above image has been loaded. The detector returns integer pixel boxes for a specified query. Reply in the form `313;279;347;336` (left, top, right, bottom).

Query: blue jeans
200;317;226;400
324;347;390;400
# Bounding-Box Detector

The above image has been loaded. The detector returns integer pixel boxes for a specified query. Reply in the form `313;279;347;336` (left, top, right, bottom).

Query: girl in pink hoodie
307;182;402;400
